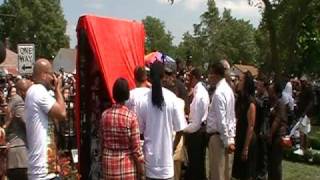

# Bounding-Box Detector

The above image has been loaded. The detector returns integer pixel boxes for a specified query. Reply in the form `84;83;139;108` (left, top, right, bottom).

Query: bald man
220;59;235;92
24;58;66;180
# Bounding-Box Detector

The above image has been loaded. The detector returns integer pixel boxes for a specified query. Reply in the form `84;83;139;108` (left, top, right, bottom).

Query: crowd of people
0;59;76;180
100;59;318;180
0;56;318;180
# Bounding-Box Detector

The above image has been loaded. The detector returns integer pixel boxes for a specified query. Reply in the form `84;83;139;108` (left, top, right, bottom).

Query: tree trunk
262;0;280;73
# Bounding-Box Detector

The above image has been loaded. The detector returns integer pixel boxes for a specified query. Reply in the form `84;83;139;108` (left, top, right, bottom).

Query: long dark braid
150;61;165;110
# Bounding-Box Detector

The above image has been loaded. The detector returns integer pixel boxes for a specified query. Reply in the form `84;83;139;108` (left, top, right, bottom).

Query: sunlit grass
283;160;320;180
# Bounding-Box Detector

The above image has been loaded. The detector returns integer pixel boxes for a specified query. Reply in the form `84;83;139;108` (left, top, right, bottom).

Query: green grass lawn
283;124;320;179
205;124;320;180
309;125;320;150
283;160;320;180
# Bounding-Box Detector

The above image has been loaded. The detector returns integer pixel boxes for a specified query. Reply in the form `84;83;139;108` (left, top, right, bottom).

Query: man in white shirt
206;62;236;180
126;66;150;146
25;59;66;180
126;66;150;113
183;68;209;180
136;62;187;180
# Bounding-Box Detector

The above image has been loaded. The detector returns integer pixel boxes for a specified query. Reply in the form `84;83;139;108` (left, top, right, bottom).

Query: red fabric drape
77;15;145;96
75;15;145;176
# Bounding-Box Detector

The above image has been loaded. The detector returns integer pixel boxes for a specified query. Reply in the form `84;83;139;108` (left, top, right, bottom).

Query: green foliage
0;0;69;59
175;32;198;61
215;9;258;65
295;1;320;75
176;0;258;66
158;0;320;75
251;0;320;75
142;16;175;55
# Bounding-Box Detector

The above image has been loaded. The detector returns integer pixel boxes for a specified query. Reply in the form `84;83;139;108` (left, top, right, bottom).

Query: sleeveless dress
232;97;257;179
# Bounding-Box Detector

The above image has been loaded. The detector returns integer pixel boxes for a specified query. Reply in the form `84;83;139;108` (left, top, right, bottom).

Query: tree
0;0;69;59
215;9;258;65
250;0;319;74
176;31;204;66
175;32;195;59
176;1;258;66
142;16;175;55
169;0;320;74
295;0;320;74
194;0;220;63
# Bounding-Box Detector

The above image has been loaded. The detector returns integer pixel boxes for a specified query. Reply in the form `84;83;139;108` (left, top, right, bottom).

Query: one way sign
18;44;35;75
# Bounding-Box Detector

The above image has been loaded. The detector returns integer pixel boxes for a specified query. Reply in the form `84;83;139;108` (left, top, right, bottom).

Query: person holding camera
24;59;66;180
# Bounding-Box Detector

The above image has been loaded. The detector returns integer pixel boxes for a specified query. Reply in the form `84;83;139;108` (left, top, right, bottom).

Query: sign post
17;44;35;75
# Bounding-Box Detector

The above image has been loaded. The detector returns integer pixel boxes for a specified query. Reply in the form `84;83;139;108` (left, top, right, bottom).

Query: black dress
232;97;257;180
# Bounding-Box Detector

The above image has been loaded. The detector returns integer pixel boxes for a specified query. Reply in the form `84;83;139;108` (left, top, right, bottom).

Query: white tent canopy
53;48;76;73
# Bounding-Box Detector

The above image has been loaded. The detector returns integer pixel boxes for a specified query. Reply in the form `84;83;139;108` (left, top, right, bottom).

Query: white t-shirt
126;87;149;113
284;82;293;97
136;88;187;179
24;84;57;180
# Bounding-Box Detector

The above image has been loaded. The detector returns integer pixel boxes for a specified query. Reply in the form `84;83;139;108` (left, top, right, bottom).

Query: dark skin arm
48;74;66;121
227;144;236;154
268;102;286;143
242;103;256;161
3;105;12;129
173;131;183;153
0;127;5;144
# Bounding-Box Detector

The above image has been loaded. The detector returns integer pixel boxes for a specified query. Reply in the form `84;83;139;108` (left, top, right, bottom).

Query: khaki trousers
173;136;185;180
174;161;182;180
208;135;234;180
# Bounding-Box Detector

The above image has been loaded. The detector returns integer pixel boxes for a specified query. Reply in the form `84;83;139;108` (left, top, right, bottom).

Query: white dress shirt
136;88;187;179
184;82;210;133
206;78;236;147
